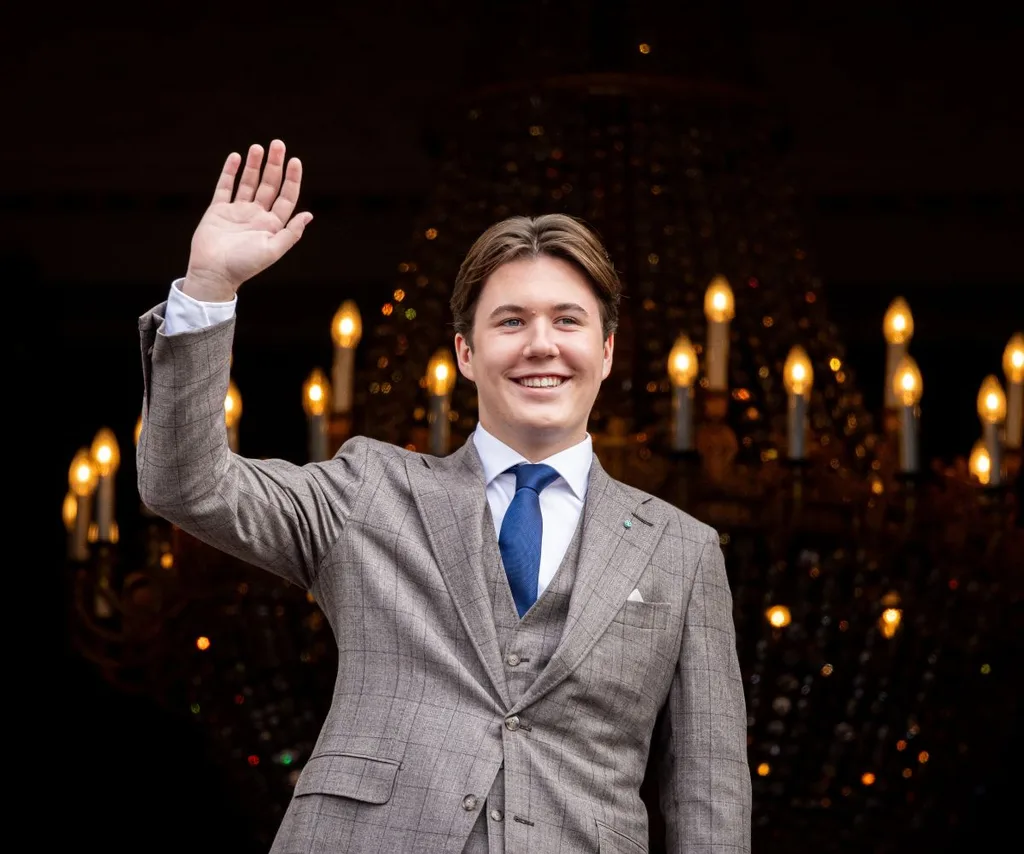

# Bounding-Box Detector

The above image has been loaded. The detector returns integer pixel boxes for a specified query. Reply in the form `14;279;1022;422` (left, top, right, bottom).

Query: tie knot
512;463;560;494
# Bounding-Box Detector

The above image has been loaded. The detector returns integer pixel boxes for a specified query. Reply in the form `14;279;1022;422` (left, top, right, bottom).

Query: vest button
462;794;479;811
506;652;521;667
505;715;521;731
490;809;504;822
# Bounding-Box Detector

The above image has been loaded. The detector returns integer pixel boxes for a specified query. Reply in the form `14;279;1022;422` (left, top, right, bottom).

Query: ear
455;332;475;382
601;333;615;380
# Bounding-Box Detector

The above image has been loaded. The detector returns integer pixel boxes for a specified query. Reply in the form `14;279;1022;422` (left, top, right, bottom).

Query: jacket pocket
611;600;671;631
595;819;647;853
294;752;400;804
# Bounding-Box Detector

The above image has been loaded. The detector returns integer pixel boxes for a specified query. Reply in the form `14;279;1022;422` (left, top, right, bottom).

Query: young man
138;140;751;853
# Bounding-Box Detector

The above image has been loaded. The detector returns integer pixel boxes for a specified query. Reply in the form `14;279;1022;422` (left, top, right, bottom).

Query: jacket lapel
406;438;511;710
509;455;668;713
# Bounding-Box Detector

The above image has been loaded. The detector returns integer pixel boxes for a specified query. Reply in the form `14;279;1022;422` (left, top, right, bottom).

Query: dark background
5;1;1021;850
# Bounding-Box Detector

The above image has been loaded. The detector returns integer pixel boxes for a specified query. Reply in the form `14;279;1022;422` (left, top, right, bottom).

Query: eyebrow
488;302;590;318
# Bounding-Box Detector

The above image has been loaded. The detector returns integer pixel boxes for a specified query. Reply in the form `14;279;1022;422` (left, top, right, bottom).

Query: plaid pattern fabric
137;305;751;853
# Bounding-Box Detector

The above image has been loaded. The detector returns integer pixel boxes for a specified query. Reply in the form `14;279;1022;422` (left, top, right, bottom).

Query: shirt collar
472;422;592;500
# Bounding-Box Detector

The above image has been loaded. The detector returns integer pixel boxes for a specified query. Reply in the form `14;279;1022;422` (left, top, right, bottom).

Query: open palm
185;140;312;301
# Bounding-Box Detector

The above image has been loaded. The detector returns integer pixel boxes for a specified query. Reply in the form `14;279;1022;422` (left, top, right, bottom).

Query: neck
479;419;587;462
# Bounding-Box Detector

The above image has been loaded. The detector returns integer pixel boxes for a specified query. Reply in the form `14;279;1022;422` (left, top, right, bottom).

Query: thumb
271;212;313;256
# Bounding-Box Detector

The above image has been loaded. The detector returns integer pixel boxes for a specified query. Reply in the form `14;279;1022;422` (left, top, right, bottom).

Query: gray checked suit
136;303;751;853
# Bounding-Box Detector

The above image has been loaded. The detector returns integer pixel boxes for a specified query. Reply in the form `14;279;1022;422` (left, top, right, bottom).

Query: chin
514;417;574;439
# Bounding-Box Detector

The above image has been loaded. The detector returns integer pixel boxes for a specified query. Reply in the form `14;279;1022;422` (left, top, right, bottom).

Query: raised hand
182;140;313;302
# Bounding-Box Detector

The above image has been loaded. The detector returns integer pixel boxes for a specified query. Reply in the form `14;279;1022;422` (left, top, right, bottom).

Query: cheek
565;338;609;375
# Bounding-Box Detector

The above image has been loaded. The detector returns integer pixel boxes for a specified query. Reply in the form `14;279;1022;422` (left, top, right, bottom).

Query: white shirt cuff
164;278;237;335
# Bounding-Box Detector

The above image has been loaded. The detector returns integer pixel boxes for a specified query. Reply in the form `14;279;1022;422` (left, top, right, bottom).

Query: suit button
505;715;520;731
462;794;479;811
490;809;504;822
506;653;521;667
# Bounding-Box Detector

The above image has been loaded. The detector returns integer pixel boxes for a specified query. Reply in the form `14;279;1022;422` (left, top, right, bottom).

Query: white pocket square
627;588;644;603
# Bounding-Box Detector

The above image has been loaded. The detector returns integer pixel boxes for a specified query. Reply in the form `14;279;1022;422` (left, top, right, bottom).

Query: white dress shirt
163;279;592;595
471;422;591;596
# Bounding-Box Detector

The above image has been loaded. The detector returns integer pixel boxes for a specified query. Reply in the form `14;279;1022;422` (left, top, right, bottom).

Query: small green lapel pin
623;519;633;529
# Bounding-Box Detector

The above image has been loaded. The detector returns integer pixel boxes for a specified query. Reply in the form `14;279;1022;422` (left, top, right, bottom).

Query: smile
513;376;568;388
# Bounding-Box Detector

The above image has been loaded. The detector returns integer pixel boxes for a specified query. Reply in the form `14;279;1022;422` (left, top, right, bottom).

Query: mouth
510;374;570;390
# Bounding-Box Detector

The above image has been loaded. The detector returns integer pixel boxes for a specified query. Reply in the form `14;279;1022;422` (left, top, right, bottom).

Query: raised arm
137;141;359;590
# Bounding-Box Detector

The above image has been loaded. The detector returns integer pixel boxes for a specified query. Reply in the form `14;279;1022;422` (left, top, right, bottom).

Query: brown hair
450;214;621;346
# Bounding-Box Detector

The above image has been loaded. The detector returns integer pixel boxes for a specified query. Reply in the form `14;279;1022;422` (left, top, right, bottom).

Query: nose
522;320;559;359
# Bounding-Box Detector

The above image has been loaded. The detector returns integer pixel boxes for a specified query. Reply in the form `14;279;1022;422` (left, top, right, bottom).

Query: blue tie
498;463;561;618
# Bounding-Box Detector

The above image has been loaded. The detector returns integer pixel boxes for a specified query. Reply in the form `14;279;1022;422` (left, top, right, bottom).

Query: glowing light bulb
89;427;121;477
976;375;1006;424
667;335;698;387
783;346;813;397
1003;332;1024;383
426;348;456;396
69;448;99;498
883;297;914;345
703;276;735;323
331;301;363;349
302;368;331;417
766;605;791;628
968;439;991;485
224;380;242;427
892;355;923;407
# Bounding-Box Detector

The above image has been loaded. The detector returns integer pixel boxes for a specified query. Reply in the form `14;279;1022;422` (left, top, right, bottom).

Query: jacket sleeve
136;302;367;590
656;528;752;852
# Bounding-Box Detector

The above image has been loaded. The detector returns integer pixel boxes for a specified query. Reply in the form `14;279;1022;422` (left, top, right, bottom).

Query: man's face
455;255;614;460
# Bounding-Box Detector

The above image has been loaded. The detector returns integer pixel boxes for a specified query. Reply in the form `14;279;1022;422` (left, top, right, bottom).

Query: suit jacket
136;304;751;853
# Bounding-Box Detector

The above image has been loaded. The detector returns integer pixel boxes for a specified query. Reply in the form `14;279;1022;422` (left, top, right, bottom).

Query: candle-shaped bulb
332;301;363;349
667;335;698;387
134;414;143;447
89;427;120;477
783;346;813;397
892;355;923;407
883;297;914;345
303;368;331;417
426;348;457;397
976;375;1006;424
69;448;99;498
968;439;991;484
1003;332;1024;383
224;379;243;427
62;491;78;532
703;276;735;323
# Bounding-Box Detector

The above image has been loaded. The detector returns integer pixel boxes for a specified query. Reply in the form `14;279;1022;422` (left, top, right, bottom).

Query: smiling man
453;247;614;462
137;140;751;854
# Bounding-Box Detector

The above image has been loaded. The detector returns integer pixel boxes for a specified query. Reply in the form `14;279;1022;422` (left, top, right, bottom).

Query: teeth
518;377;565;388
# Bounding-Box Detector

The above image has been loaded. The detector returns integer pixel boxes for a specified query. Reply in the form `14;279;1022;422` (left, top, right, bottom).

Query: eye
556;316;581;325
500;318;523;328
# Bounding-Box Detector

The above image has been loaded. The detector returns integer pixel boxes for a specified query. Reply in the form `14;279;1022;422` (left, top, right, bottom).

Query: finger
234;144;265;203
211;152;242;205
269;211;313;257
270;156;303;224
253;139;287;209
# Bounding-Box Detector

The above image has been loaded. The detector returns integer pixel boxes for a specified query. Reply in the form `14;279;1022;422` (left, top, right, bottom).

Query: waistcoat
462;506;586;854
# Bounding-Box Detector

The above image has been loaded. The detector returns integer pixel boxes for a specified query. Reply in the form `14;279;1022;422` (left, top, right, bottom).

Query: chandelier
63;74;1022;853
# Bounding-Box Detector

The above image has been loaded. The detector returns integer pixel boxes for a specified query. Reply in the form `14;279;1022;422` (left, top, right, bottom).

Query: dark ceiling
5;1;1022;464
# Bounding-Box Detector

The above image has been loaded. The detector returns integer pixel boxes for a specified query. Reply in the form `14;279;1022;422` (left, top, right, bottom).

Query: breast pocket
611;600;671;631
